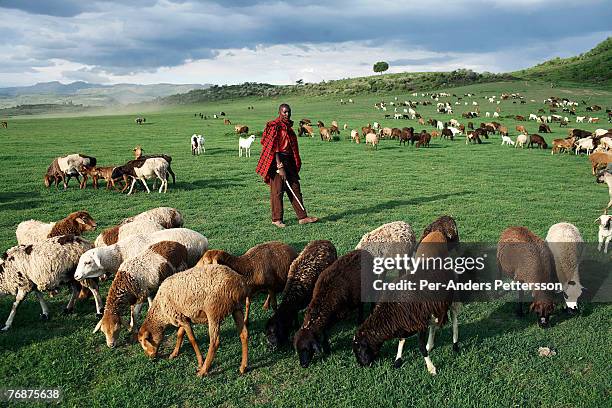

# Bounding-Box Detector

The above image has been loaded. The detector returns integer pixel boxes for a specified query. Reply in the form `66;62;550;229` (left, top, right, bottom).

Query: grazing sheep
198;242;297;320
501;135;515;146
235;125;249;134
356;221;416;262
365;133;379;149
416;131;431;148
497;227;558;327
79;166;120;190
574;137;594;155
138;264;249;376
418;215;459;251
514;134;527;148
265;240;337;348
596;214;612;253
0;235;101;330
238;135;256;157
545;223;584;314
111;158;169;195
16;211;97;246
94;241;189;348
352;232;458;375
132;146;176;185
516;125;528;134
596;169;612;210
528;134;548;149
551;136;576;155
294;250;373;368
75;228;208;280
94;207;183;247
350;129;359;142
43;158;68;189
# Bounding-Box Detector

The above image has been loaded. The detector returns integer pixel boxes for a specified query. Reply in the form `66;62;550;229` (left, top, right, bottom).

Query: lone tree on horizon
373;61;389;75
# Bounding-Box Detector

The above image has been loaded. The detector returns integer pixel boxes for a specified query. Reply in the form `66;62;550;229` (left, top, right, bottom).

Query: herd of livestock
1;205;604;376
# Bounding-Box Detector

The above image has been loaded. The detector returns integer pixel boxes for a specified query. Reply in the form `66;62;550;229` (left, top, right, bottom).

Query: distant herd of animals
2;207;606;376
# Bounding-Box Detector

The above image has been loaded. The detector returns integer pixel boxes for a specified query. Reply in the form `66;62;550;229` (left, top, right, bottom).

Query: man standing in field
256;103;318;228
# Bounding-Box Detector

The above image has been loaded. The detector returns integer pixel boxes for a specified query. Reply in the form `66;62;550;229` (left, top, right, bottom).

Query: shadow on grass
322;191;472;222
200;148;236;156
0;199;42;211
0;191;40;203
173;177;247;191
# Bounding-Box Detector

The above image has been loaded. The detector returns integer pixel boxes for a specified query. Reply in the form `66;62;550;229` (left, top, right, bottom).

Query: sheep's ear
312;341;322;354
93;253;102;268
75;217;85;225
93;319;103;333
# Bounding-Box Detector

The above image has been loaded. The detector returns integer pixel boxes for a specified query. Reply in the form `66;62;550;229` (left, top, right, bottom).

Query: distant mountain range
0;81;210;108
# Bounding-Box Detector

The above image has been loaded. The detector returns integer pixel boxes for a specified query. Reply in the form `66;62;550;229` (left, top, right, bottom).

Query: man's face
279;106;291;120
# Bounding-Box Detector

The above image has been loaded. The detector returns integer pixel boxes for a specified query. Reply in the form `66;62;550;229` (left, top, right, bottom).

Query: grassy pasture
0;81;610;407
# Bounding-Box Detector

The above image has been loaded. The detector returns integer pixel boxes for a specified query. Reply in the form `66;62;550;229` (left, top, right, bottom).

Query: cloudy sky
0;0;610;86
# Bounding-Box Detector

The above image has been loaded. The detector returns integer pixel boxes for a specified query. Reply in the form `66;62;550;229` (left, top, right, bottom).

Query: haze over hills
0;82;210;108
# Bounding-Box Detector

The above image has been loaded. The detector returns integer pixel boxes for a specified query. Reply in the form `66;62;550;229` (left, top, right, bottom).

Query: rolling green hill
513;37;611;86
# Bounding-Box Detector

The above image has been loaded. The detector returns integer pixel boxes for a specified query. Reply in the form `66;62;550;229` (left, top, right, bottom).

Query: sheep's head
197;250;225;266
352;332;378;367
294;328;321;368
562;280;584;314
138;326;163;358
265;314;290;349
74;250;104;280
94;314;123;348
133;146;143;159
599;214;612;229
530;300;555;328
72;211;97;231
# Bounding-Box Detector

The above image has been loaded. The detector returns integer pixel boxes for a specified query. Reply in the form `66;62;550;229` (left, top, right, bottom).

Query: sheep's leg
34;290;50;320
140;178;150;194
64;281;81;314
515;290;524;317
169;327;185;359
393;339;406;368
197;320;220;377
130;303;144;331
2;288;28;331
605;237;611;254
426;324;437;352
418;330;437;375
181;320;206;372
243;297;251;325
127;178;138;195
232;309;249;374
81;278;104;318
451;302;460;352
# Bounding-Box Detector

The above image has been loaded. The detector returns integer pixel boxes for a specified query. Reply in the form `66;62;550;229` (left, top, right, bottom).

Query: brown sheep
499;126;509;136
551;136;576;155
79;166;121;190
138;264;249;376
43;158;66;189
497;226;558;327
235;125;249;134
353;231;458;375
589;152;612;175
294;249;372;368
539;124;552;133
198;241;297;321
224;118;231;125
298;123;314;137
265;240;337;348
416;131;431;148
319;127;331;141
515;115;526;121
391;127;402;140
528;134;548;149
16;210;97;245
361;125;373;137
516;125;528;134
418;215;459;250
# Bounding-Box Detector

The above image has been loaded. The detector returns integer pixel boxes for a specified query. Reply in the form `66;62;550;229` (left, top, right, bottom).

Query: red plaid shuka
256;117;301;184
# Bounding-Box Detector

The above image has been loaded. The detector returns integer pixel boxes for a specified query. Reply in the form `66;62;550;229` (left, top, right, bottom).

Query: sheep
94;241;189;348
75;228;208;280
596;214;612;253
594;129;609;137
545;223;584;314
198;242;297;321
235;124;249;134
352;231;458;375
138;264;249;376
418;215;459;251
501;135;515;146
132;146;176;185
576;116;585;123
356;221;417;262
79;166;120;190
111;157;169;195
294;250;373;368
0;235;102;330
238;135;256;157
265;240;337;348
596;169;612;210
43;158;72;189
588;117;599;124
575;137;594;155
528;134;548;149
191;134;204;155
365;132;379;149
515;134;528;148
350;129;359;142
551;136;576;155
497;226;558;327
16;211;97;246
95;207;184;247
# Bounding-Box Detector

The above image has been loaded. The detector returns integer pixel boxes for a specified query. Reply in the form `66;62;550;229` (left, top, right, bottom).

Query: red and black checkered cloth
256;117;301;184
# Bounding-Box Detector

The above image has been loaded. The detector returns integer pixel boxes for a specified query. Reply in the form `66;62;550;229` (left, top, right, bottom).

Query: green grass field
0;80;610;407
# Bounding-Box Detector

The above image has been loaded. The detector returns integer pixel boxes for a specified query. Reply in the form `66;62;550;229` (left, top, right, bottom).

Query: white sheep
575;137;594;155
0;235;102;330
239;135;256;158
576;116;585;123
594;129;609;137
350;129;359;142
355;221;417;261
501;135;515;146
448;127;462;137
515;134;528;148
599;137;612;151
365;133;379;150
493;112;499;118
95;220;165;247
75;228;208;280
597;214;612;253
94;241;189;347
529;114;538;121
112;158;170;195
191;134;204;155
545;223;584;313
372;122;381;131
16;211;97;245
